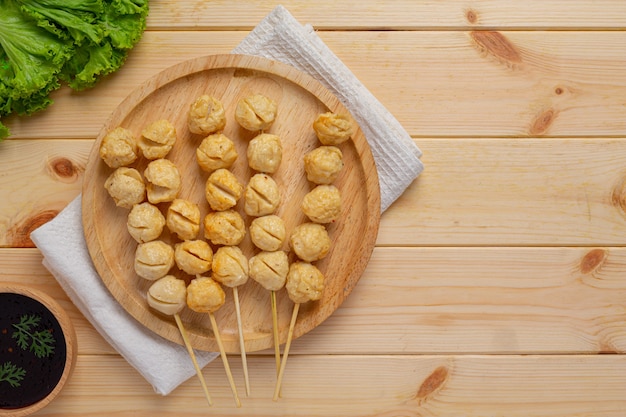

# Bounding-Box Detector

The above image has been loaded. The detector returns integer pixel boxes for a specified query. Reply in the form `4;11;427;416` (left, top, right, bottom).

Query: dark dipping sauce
0;292;67;410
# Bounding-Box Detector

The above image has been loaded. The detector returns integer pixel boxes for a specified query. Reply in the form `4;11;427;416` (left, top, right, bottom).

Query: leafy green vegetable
0;361;26;388
12;314;56;358
0;0;149;141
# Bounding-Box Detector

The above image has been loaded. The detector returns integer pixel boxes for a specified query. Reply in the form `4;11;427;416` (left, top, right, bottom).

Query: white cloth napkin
31;4;423;396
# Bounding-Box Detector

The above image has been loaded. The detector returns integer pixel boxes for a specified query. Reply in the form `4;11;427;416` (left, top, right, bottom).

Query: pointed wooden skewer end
209;311;242;408
273;302;300;401
174;313;212;406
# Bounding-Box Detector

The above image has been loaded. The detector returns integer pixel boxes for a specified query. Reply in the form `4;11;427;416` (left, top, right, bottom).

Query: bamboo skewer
273;302;300;401
209;311;241;408
232;286;251;396
270;290;281;376
174;313;212;406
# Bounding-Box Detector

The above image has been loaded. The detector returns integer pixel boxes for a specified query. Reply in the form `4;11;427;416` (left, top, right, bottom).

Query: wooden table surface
2;1;626;416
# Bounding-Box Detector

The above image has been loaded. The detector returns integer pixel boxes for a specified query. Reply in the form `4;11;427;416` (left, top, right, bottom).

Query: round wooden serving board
82;54;380;353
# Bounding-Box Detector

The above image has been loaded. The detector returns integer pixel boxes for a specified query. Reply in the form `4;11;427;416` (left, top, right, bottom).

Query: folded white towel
31;5;423;395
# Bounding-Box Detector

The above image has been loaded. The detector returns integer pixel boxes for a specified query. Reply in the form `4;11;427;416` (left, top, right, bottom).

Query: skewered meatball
244;173;281;217
127;202;165;243
99;126;138;168
186;276;225;314
175;240;213;276
147;275;187;316
139;119;177;159
203;210;246;246
303;146;343;185
134;240;174;281
104;167;145;209
249;215;286;252
301;184;341;224
144;159;181;204
247;133;282;173
187;95;226;135
196;133;238;173
212;246;249;288
205;168;243;211
289;223;331;262
285;262;325;304
312;112;355;146
235;94;277;131
249;251;289;291
167;199;201;240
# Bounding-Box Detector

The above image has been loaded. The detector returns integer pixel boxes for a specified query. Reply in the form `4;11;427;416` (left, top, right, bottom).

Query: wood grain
81;54;380;353
4;31;626;139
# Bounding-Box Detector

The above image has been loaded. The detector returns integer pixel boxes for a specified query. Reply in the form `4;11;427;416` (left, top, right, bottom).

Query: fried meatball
186;276;225;314
235;94;277;131
312;112;355;146
99;126;138;168
289;222;331;262
127;202;165;243
187;95;226;135
147;275;187;316
104;167;145;209
247;133;282;173
244;173;281;217
301;184;341;224
285;262;325;304
166;199;201;240
205;168;243;211
144;159;181;204
134;240;175;281
139;119;177;159
212;246;249;288
249;215;286;251
249;251;289;291
303;146;343;184
175;240;213;276
203;210;246;246
196;133;238;173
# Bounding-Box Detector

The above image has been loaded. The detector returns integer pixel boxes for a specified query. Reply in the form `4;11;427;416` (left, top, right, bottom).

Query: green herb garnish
0;361;26;387
12;314;56;358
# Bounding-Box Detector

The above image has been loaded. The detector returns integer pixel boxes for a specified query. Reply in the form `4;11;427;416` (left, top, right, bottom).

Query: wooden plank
4;246;626;355
3;138;626;247
40;354;626;416
146;1;626;30
4;31;626;139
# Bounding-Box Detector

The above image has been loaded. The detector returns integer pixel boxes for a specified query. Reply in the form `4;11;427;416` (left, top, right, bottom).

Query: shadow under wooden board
82;54;380;353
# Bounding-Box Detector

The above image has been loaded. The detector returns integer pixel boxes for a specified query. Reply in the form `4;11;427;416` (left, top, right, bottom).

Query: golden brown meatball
187;95;226;135
212;246;249;288
139;119;177;159
134;240;175;281
196;133;238;173
303;146;343;184
285;262;325;304
127;202;165;243
247;133;282;173
249;251;289;291
143;159;181;204
244;173;281;217
205;168;244;211
147;275;187;316
249;215;286;252
186;276;225;314
104;167;145;209
174;240;213;276
301;185;341;224
289;223;331;262
203;210;246;246
166;199;201;240
235;94;277;131
99;126;138;168
312;112;356;146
